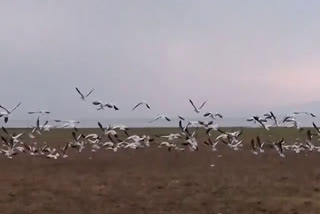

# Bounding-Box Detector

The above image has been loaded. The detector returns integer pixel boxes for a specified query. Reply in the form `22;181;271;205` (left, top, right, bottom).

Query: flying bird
203;112;223;120
28;110;51;115
189;99;207;113
294;112;316;117
247;116;269;130
92;101;119;111
264;111;278;127
0;102;22;123
75;87;94;101
149;115;171;123
132;101;151;111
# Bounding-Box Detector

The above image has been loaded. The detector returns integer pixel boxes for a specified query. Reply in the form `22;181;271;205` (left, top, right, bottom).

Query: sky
1;0;320;122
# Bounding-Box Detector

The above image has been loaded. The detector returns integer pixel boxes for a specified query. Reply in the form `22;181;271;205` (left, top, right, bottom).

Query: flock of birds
0;87;320;160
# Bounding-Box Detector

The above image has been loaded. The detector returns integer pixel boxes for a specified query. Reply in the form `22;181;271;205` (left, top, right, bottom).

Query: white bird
312;122;320;136
30;117;52;137
46;153;60;160
203;138;219;151
112;125;130;136
247;116;269;130
160;133;181;141
183;137;198;151
0;102;22;123
75;87;94;101
177;115;186;121
132;101;150;111
203;112;223;119
198;120;214;128
149;115;171;123
55;120;80;130
158;141;176;151
92;101;119;111
189;99;207;113
28;110;51;115
264;111;278;127
282;116;299;129
294;111;316;117
216;129;242;140
2;127;25;143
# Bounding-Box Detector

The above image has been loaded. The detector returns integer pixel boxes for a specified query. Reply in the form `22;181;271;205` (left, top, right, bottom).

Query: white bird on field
75;87;94;101
160;133;181;141
158;141;176;151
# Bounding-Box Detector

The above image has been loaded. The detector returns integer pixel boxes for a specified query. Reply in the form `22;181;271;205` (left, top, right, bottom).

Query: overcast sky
1;1;320;121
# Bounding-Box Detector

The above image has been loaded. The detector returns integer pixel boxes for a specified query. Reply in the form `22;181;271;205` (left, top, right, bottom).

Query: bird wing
10;102;22;113
1;136;9;146
85;88;94;98
189;99;197;111
36;117;40;130
251;139;255;150
0;105;10;114
54;120;63;123
105;103;113;108
132;102;142;111
179;120;184;133
199;100;207;110
92;101;102;105
150;116;161;123
42;120;49;127
203;112;211;117
14;132;25;139
313;122;320;133
178;115;185;121
98;122;105;131
2;126;9;135
217;128;226;134
215;113;223;118
310;113;316;117
28;111;38;114
282;116;290;123
76;87;84;98
256;136;262;148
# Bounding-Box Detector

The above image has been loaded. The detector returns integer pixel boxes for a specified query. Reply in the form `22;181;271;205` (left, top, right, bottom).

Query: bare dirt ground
0;128;320;214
